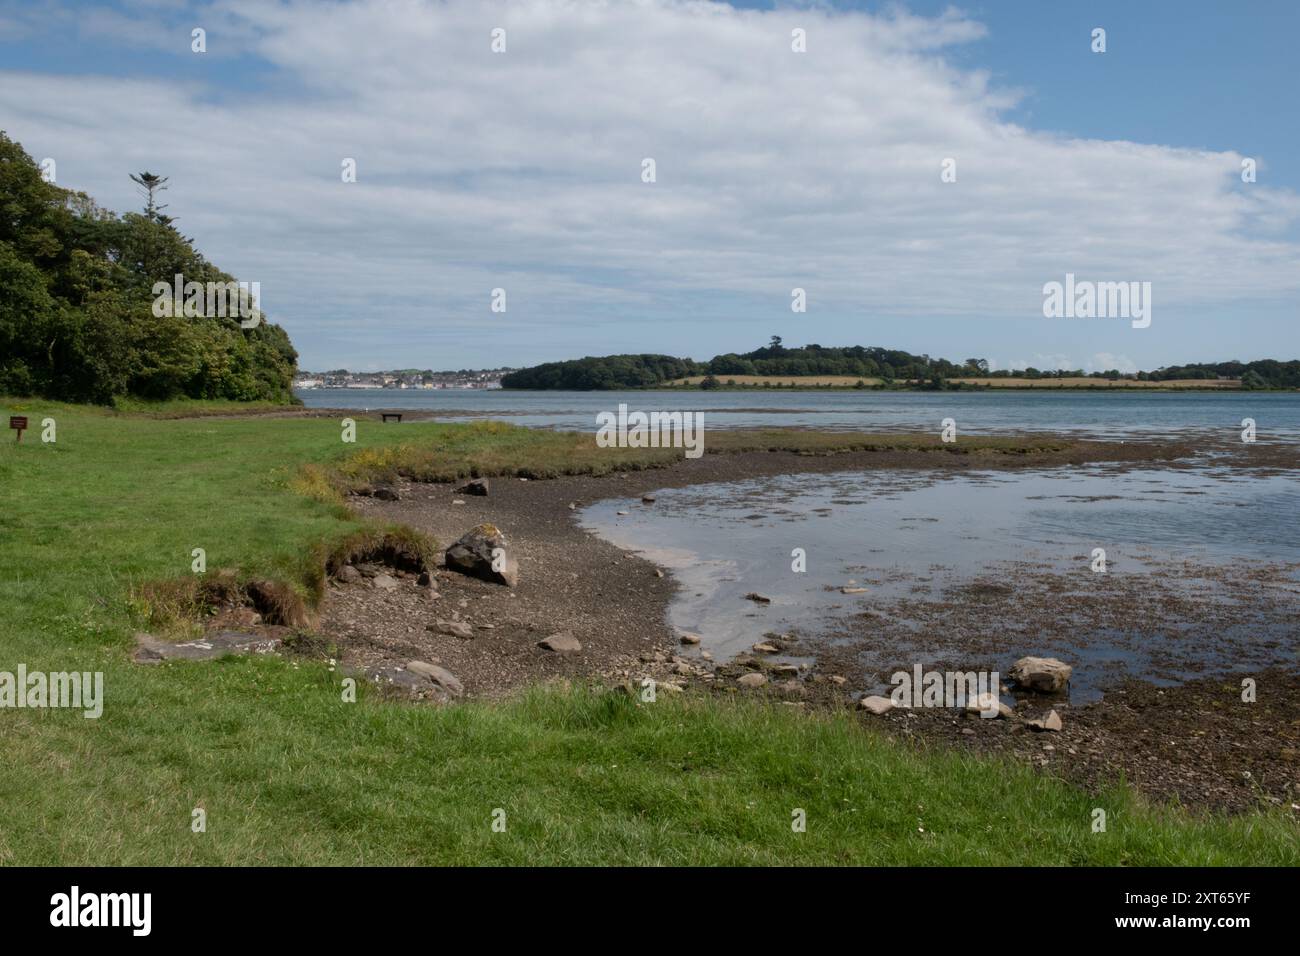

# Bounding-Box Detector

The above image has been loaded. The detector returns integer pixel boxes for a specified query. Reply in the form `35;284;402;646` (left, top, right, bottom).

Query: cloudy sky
2;0;1298;373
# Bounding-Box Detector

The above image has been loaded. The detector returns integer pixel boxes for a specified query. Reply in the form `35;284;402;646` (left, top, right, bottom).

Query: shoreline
323;437;1300;815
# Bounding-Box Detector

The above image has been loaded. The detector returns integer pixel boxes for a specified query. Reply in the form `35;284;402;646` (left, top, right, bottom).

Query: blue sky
2;0;1298;373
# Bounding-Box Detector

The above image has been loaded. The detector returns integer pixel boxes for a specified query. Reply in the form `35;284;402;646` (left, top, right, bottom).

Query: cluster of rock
855;655;1072;732
335;562;441;600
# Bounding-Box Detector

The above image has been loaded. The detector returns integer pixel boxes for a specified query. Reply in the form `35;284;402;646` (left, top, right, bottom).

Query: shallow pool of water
580;465;1300;700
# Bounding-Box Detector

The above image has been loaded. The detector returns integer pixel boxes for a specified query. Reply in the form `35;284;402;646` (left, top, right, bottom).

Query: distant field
669;375;1240;389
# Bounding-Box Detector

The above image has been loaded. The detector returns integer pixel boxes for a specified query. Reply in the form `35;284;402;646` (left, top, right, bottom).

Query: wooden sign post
9;416;28;442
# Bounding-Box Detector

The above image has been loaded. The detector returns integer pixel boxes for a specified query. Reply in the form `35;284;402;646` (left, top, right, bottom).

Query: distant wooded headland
499;338;1299;390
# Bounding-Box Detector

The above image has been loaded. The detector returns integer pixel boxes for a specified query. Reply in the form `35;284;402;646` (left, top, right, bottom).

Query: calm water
579;466;1300;700
296;388;1300;439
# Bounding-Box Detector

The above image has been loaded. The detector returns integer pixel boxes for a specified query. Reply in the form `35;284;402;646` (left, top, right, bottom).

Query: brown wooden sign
9;416;27;441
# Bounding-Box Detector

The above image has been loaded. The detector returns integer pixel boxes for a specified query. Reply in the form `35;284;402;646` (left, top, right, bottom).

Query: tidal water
579;466;1300;699
296;388;1300;440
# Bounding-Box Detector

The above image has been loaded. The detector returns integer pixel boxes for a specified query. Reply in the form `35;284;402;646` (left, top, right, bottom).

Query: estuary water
579;465;1300;700
296;388;1300;440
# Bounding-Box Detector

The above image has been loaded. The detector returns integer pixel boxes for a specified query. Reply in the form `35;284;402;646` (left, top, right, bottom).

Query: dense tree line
501;354;700;389
0;132;297;404
502;339;986;389
503;336;1299;389
1142;360;1300;388
706;338;973;381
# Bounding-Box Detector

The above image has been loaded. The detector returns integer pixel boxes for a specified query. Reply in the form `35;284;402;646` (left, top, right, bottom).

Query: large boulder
444;524;519;587
1009;656;1073;693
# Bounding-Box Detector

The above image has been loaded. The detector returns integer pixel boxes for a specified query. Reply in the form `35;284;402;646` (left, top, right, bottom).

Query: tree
129;171;170;221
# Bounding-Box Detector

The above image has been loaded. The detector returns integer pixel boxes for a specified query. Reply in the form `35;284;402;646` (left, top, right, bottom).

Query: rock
1009;656;1073;693
701;651;713;661
452;499;465;505
568;503;577;510
771;663;800;677
775;680;806;699
405;660;464;697
673;662;692;676
654;569;665;578
841;586;868;594
752;642;779;654
429;619;474;640
744;592;772;605
641;494;657;503
372;485;400;501
537;632;582;654
827;675;847;685
364;666;451;703
965;692;1014;719
417;570;435;586
371;573;399;591
133;630;281;663
616;510;629;516
679;633;701;645
737;673;767;688
336;565;362;584
458;478;490;496
857;695;894;715
444;524;519;587
1026;710;1063;732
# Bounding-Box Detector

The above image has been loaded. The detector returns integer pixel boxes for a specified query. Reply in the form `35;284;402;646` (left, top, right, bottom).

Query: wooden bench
381;413;403;423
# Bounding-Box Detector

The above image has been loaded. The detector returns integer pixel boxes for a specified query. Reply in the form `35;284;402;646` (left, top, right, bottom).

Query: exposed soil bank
322;437;1300;815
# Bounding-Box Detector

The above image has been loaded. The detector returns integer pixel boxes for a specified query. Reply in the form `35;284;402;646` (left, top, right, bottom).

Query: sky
2;0;1298;374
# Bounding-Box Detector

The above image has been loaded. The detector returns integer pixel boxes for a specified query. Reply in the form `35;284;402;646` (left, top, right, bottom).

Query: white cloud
3;0;1299;367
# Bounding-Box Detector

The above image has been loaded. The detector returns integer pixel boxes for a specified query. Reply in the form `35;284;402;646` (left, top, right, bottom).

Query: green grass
0;399;1294;865
322;421;1075;491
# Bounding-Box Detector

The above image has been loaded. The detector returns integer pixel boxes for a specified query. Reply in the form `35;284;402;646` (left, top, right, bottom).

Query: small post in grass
9;416;27;443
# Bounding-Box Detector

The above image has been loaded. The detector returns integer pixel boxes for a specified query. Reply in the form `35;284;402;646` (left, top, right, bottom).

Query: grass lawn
0;399;1294;865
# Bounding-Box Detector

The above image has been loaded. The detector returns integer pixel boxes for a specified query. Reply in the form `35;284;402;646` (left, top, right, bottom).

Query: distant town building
294;368;514;390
